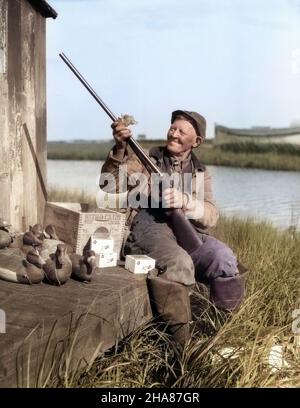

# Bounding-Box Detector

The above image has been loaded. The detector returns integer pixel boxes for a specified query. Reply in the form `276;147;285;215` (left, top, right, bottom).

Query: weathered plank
0;0;48;231
0;266;153;388
0;0;10;222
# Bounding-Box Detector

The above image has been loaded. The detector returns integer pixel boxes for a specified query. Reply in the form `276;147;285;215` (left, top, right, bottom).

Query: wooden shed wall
0;0;47;231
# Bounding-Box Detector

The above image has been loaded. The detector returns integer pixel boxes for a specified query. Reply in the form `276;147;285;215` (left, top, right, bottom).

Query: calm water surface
48;160;300;230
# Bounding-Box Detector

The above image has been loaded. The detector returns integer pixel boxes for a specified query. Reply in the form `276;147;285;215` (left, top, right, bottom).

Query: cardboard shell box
44;202;126;258
96;252;118;268
125;255;156;274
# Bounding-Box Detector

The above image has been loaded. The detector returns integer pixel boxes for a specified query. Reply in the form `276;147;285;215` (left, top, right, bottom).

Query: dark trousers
124;209;238;286
124;210;242;344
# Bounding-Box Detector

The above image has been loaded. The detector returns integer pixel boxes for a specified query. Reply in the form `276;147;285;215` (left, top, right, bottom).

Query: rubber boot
147;272;192;346
209;262;247;311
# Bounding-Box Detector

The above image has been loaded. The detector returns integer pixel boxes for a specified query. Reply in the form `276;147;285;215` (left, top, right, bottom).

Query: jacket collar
149;146;206;172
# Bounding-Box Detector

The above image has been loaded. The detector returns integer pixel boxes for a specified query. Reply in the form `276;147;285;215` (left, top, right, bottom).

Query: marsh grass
73;217;300;388
47;141;114;161
48;187;95;204
41;188;300;387
47;140;300;171
219;142;300;155
200;148;300;171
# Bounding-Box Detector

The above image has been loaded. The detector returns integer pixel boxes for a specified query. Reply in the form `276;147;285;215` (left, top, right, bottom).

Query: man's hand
163;188;188;209
111;120;132;148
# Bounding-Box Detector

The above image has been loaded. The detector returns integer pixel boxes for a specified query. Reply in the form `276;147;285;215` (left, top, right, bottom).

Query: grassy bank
203;142;300;171
46;188;300;388
48;187;95;204
48;140;300;171
47;141;114;161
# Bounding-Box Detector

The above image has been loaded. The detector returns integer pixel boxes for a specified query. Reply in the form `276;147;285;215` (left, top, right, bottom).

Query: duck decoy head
30;224;44;241
56;244;68;266
84;250;96;269
44;224;59;240
26;248;45;268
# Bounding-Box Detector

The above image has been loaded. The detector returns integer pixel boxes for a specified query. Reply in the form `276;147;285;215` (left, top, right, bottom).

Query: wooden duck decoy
0;218;12;249
70;250;97;283
23;224;44;247
38;238;64;263
43;243;72;286
25;237;64;270
0;248;44;284
0;230;11;249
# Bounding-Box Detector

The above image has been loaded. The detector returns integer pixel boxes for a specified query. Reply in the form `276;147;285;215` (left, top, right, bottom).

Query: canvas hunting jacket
100;143;219;232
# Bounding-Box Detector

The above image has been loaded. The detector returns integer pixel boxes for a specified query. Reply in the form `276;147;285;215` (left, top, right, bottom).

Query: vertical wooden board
0;1;7;76
7;0;23;229
34;13;47;225
20;1;38;230
0;0;10;221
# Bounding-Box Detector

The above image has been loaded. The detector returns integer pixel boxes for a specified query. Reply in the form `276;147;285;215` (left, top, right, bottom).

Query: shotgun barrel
59;53;163;177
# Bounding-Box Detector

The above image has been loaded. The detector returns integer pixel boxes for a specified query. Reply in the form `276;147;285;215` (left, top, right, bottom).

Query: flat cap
171;110;206;140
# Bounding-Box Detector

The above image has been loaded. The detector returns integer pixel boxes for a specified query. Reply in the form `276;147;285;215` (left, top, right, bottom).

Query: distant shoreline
47;140;300;172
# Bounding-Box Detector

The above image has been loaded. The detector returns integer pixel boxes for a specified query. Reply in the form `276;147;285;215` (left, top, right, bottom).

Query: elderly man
101;110;245;345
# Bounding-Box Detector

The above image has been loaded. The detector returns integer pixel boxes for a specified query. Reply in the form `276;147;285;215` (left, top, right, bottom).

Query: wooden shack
0;0;57;231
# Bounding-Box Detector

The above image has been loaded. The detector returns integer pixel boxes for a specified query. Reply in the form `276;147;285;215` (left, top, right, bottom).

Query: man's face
166;118;201;158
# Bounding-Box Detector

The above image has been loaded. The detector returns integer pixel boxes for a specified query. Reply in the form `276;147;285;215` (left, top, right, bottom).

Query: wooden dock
0;265;152;388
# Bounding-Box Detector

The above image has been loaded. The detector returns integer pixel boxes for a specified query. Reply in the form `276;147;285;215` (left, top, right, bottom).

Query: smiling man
101;110;244;346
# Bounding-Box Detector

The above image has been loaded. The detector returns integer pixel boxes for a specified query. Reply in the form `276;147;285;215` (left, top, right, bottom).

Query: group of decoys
0;218;97;286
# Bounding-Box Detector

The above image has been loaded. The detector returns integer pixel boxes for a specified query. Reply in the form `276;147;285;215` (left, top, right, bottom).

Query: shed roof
215;124;300;138
27;0;58;19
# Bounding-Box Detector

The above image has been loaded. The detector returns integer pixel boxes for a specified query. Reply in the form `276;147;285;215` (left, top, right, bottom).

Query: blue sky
47;0;300;140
